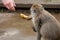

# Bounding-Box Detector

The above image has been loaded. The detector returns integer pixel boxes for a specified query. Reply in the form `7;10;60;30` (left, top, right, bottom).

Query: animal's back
40;10;60;40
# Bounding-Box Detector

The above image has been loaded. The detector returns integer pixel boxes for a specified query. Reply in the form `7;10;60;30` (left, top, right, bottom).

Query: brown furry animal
30;4;60;40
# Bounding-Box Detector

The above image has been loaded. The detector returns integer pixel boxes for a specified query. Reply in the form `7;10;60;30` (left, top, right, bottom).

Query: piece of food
20;13;28;19
20;13;32;20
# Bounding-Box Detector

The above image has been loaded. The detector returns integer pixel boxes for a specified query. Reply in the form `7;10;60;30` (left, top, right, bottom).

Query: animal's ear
39;4;44;10
34;4;44;11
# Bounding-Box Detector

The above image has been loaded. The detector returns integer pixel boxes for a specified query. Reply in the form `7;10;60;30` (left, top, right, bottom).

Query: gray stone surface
0;13;36;40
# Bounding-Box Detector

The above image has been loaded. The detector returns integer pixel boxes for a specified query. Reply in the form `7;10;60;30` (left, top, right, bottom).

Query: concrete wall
0;0;60;8
14;0;60;4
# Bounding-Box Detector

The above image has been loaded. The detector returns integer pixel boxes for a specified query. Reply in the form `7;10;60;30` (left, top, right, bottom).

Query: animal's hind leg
37;30;41;40
37;32;41;40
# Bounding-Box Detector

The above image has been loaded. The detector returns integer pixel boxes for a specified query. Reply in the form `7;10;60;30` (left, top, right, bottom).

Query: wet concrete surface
0;13;60;40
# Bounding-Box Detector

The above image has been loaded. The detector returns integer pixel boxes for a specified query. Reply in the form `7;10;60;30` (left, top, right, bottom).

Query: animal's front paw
32;27;37;32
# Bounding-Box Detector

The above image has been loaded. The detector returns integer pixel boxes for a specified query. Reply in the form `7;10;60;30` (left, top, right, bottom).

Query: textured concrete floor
0;13;60;40
0;13;36;40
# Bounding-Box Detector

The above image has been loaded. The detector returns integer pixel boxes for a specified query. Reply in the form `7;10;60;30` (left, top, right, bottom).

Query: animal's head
30;4;44;15
30;4;43;32
30;4;44;19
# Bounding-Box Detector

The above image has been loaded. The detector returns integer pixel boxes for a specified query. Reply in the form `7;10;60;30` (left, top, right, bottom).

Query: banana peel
20;13;32;20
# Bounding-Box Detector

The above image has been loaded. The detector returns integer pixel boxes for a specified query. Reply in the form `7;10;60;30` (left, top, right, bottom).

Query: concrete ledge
0;3;60;8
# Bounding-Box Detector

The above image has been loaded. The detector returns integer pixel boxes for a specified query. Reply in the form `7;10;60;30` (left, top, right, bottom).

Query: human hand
2;0;16;11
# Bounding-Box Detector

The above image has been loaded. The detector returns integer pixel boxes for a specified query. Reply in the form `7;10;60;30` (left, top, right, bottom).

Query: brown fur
30;4;60;40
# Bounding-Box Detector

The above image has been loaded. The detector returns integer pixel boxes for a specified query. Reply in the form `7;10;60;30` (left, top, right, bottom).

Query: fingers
4;3;15;11
2;0;16;11
10;2;15;11
13;2;16;7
